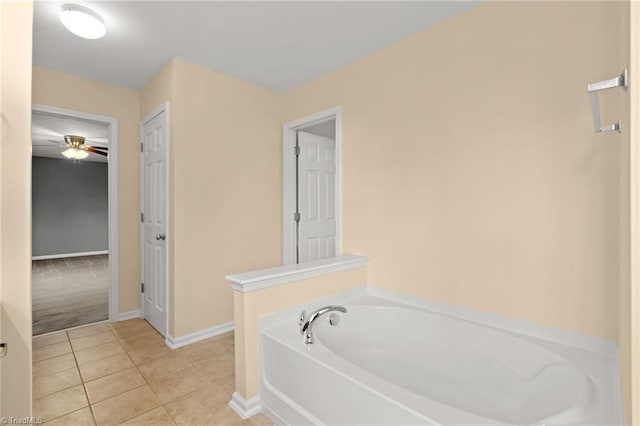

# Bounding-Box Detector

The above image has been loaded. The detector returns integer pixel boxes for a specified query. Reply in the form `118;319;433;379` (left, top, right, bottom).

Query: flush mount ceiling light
60;4;106;39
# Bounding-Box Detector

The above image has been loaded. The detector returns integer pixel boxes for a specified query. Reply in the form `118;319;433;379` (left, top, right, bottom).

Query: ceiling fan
45;135;108;160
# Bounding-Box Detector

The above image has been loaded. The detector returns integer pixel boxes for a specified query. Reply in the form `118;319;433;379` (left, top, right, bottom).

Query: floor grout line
68;329;99;426
108;322;168;425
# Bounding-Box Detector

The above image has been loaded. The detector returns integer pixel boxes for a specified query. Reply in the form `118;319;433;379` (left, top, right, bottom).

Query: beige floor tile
212;372;235;397
78;352;133;382
250;413;275;426
164;384;229;425
210;333;234;352
120;407;175;426
126;342;172;365
45;407;95;426
74;342;125;366
209;406;253;426
111;321;158;341
67;323;111;340
70;331;116;351
118;333;165;352
33;385;88;422
91;384;161;426
176;339;228;364
33;353;77;378
34;341;72;362
113;325;159;341
194;354;234;381
147;365;209;404
109;318;146;330
33;367;82;399
137;352;191;381
84;367;146;403
33;331;69;349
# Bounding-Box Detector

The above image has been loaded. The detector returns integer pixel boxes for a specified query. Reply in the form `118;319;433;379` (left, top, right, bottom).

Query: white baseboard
32;250;109;260
166;321;234;349
116;309;141;321
229;392;261;419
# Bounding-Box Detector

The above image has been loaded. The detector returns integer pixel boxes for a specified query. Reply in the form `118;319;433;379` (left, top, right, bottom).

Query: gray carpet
32;255;109;336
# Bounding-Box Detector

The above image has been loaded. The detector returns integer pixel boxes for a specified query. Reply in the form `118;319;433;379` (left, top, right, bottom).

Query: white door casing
141;105;168;336
297;131;337;263
283;107;342;265
31;103;119;321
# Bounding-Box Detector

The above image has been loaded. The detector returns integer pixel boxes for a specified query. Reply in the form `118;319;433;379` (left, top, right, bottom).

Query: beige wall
0;1;34;416
234;267;367;399
284;0;625;339
141;59;283;338
282;0;632;417
32;68;141;314
167;59;283;337
624;1;639;424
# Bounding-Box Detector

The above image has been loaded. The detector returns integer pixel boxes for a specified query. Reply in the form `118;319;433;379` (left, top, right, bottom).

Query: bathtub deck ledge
226;254;369;293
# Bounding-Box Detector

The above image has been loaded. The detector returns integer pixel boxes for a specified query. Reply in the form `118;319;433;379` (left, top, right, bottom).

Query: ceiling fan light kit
60;4;106;40
61;147;89;160
51;134;108;161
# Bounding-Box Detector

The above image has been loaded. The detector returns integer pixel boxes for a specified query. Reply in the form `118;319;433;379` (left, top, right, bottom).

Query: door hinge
294;145;300;156
140;142;144;153
141;283;144;293
141;212;144;223
294;212;301;222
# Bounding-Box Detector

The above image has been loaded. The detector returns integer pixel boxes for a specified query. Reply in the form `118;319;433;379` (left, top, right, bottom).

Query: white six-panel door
141;108;167;336
297;131;337;263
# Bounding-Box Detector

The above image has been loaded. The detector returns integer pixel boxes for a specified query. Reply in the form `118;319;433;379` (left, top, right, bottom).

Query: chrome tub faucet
299;305;347;344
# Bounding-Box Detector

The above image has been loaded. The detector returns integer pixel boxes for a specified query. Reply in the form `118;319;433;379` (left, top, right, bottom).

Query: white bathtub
260;295;621;425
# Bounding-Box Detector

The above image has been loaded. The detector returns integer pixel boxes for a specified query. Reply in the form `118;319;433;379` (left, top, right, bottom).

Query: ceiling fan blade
87;145;108;151
85;147;108;157
47;139;67;145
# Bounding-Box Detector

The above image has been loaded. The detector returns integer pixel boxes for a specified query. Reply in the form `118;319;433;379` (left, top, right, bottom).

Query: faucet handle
298;310;306;328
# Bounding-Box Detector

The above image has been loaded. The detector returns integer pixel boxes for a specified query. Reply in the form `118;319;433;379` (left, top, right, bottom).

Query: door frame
282;106;342;265
31;103;120;321
139;101;170;338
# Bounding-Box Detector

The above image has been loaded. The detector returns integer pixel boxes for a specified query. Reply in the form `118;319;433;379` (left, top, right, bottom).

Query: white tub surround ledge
226;254;369;292
229;254;369;409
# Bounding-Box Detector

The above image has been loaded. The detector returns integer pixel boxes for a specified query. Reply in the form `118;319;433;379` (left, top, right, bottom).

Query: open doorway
31;105;119;335
283;107;342;265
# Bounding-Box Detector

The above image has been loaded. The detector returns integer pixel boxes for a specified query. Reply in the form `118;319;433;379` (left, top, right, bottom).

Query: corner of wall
1;0;34;417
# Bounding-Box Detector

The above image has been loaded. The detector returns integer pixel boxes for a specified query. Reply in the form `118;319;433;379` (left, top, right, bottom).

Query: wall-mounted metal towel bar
587;69;627;133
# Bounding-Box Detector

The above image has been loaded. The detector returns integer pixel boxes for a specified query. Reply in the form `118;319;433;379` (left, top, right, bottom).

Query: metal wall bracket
587;69;627;133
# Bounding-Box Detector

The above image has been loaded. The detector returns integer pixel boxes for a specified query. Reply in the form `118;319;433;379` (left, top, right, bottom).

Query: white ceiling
33;1;480;93
32;113;109;163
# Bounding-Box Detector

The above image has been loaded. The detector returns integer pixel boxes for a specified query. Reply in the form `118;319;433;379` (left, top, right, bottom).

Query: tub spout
300;305;347;344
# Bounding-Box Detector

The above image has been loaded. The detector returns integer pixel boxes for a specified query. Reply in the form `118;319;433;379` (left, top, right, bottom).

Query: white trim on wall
229;392;262;419
166;321;234;349
226;254;369;293
282;106;343;265
32;103;120;322
117;309;141;322
140;101;171;340
32;250;109;261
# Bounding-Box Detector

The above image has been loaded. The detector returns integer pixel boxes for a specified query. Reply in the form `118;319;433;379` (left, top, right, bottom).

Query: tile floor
32;319;274;425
